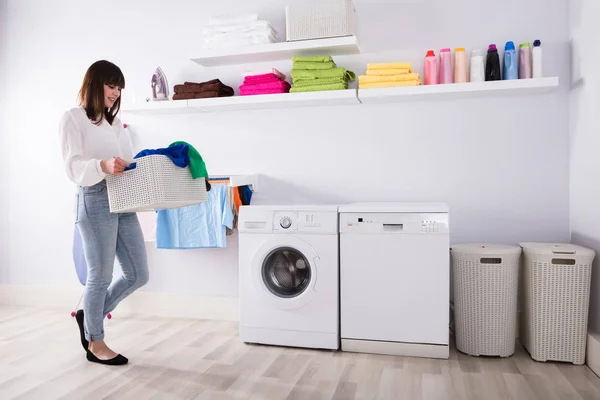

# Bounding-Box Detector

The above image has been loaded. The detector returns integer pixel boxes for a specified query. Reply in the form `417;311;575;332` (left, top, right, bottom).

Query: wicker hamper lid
519;242;595;257
451;243;521;255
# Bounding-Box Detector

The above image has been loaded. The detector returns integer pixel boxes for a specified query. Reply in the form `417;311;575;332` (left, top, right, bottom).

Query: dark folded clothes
173;91;233;100
174;79;233;94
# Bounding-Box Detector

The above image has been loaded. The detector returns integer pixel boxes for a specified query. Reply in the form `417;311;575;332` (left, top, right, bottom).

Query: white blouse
59;107;134;187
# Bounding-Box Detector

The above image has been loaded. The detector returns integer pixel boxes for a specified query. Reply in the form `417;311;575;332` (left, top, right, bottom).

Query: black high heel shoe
75;309;89;352
86;350;129;366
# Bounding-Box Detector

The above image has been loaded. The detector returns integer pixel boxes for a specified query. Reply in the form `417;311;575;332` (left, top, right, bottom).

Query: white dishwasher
339;202;450;359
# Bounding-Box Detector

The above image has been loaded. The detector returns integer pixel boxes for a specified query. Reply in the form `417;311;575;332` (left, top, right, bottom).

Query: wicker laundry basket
451;244;521;357
285;0;357;42
106;155;208;213
519;242;594;365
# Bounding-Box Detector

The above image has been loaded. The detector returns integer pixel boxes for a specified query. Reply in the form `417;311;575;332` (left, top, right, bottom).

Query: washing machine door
251;236;319;310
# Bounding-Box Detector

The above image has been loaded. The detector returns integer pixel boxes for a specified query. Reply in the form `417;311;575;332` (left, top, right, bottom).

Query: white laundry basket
285;0;357;42
106;155;208;213
451;244;521;357
519;242;594;365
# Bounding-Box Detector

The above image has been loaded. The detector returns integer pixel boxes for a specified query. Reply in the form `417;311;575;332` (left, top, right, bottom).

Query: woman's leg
103;212;149;315
76;183;118;343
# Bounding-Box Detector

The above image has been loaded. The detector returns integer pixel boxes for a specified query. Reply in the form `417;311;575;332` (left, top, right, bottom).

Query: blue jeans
76;180;149;342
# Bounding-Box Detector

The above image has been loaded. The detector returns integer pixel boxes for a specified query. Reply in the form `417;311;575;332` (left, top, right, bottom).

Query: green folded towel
290;82;349;93
292;68;356;82
169;141;208;179
292;61;337;70
292;56;334;63
292;77;346;87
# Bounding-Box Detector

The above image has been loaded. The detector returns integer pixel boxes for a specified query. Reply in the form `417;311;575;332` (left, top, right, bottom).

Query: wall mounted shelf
190;36;360;67
120;77;559;115
358;77;559;104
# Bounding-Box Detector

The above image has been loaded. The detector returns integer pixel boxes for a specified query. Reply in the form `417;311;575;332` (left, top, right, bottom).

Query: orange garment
233;187;242;213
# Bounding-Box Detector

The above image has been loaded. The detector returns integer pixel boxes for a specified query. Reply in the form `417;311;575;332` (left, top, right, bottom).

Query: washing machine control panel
273;211;334;232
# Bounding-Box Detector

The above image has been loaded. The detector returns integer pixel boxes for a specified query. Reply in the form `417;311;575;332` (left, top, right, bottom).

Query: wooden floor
1;306;600;400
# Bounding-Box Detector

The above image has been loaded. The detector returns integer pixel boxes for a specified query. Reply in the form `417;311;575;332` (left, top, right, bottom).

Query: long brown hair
78;60;125;126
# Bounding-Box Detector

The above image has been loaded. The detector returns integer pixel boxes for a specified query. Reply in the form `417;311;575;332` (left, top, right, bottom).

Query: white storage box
285;0;357;42
519;242;595;365
451;244;521;357
106;155;208;213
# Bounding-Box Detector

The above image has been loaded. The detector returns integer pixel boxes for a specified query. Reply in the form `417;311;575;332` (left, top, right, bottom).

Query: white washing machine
339;202;450;359
238;205;339;350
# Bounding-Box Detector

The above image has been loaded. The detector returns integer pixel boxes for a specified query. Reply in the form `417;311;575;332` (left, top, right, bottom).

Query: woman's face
103;83;121;108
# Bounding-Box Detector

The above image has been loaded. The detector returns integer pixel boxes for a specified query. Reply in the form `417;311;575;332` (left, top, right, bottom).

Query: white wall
0;0;8;284
569;0;600;332
3;0;570;298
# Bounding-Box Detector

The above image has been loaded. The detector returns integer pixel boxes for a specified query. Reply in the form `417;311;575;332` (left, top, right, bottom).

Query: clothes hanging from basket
123;141;208;180
155;184;233;249
124;143;190;171
169;141;208;179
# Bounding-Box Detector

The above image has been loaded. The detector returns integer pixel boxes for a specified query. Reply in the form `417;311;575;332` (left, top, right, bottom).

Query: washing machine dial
280;216;292;229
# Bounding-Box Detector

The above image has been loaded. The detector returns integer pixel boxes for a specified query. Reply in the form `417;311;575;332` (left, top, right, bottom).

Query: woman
60;60;149;366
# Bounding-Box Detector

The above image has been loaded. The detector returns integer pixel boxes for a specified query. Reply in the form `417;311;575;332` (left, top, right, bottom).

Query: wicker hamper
106;155;208;213
519;242;595;365
285;0;357;42
451;244;521;357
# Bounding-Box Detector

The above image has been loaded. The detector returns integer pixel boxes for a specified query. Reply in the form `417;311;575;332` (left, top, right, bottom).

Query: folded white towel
203;21;276;36
203;34;277;49
208;13;258;26
204;27;277;42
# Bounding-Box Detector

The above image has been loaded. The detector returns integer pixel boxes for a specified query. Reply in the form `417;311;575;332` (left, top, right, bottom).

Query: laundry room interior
2;0;600;398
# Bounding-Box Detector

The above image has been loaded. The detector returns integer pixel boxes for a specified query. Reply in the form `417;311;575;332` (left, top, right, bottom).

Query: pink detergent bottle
439;48;453;84
424;50;438;85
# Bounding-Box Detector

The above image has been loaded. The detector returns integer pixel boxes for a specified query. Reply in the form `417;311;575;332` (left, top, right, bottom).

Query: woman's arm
59;111;106;187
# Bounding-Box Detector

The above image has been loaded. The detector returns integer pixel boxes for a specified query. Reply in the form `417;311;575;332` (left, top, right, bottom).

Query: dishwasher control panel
340;212;449;234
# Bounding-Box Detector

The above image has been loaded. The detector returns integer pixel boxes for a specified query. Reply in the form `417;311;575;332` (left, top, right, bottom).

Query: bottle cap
505;41;515;51
471;49;482;57
426;50;435;57
533;40;541;47
488;44;497;51
455;47;465;52
440;48;451;53
520;42;531;48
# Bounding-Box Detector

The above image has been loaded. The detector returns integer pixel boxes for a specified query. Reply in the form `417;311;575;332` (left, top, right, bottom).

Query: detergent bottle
503;41;518;80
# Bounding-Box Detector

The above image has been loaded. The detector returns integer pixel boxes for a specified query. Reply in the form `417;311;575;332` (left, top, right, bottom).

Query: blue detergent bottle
503;41;518;80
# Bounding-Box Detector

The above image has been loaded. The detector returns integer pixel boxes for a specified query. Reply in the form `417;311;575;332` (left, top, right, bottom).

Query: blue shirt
156;184;233;249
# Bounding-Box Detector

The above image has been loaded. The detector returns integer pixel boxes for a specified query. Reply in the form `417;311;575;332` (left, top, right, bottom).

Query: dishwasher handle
382;223;403;232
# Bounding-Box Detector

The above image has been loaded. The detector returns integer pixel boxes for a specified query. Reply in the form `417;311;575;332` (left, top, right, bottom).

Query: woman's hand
101;157;130;176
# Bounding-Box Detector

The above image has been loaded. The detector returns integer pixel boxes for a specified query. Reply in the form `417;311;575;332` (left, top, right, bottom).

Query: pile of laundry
125;141;208;182
203;13;277;49
173;79;234;100
290;56;356;93
239;68;290;96
358;62;421;89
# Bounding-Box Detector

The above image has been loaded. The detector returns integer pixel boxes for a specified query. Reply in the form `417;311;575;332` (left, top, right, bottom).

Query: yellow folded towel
359;73;420;85
365;68;411;76
367;62;412;71
360;81;421;89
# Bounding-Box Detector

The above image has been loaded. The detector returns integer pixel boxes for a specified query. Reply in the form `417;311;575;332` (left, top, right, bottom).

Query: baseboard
0;285;239;321
588;332;600;377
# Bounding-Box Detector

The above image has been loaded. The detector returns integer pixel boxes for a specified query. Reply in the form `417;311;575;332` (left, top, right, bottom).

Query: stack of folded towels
358;62;421;89
290;56;356;93
239;68;290;96
203;14;277;49
173;79;234;100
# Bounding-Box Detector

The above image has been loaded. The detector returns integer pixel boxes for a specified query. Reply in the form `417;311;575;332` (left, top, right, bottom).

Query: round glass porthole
262;247;312;298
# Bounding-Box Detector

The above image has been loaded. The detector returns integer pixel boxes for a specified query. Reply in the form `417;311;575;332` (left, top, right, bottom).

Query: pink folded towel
242;68;286;81
243;73;286;85
240;87;290;96
240;80;291;92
